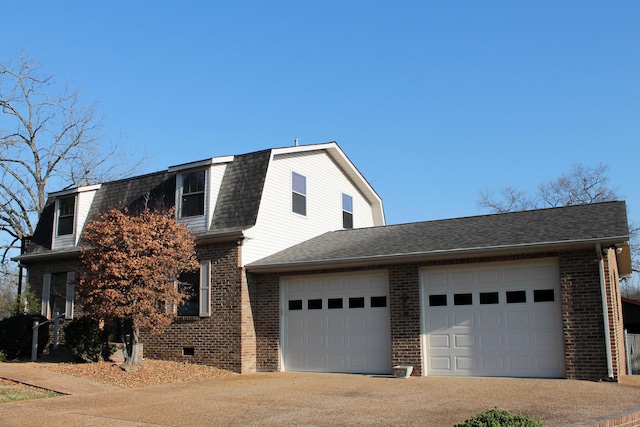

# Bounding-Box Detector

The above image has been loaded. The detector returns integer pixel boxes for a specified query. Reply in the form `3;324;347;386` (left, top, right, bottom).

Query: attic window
57;196;75;236
181;170;205;217
342;193;353;229
292;172;306;216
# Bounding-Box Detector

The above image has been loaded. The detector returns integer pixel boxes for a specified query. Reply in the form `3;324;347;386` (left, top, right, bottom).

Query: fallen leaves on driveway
40;359;234;388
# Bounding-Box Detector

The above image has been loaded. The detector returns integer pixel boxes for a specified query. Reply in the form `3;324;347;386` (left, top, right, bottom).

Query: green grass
0;382;58;402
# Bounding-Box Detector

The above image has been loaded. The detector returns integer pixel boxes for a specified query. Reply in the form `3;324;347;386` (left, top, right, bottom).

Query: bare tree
478;163;639;296
0;53;140;262
477;163;620;213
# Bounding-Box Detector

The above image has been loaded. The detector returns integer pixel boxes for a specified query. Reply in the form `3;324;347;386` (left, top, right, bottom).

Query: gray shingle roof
247;201;630;271
23;149;273;257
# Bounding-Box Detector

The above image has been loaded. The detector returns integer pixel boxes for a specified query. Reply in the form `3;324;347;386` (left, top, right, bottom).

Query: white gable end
242;149;378;265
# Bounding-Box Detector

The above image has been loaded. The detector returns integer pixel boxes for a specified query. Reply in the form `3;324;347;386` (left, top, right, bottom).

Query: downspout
596;243;614;379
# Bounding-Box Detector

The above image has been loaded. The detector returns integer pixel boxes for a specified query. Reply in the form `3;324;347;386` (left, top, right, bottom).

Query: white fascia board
48;184;102;198
272;142;386;225
168;155;234;172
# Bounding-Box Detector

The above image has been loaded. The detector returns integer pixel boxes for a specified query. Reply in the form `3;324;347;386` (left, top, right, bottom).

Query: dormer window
342;193;353;229
57;196;75;236
181;170;205;217
292;172;306;216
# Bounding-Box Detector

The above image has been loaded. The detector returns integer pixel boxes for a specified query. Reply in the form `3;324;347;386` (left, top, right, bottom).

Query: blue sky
2;1;638;226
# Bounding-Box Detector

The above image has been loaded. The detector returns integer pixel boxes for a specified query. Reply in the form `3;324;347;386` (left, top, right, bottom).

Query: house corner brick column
603;249;626;379
247;272;280;372
239;268;257;373
559;249;609;381
389;264;422;376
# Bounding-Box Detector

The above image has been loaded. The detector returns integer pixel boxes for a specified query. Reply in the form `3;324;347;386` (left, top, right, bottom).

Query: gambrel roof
17;142;384;260
247;201;632;276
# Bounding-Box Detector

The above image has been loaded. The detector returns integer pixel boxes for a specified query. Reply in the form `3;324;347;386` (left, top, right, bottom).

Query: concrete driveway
2;370;640;426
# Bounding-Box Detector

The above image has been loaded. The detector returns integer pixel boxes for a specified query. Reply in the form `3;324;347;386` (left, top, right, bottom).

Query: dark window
178;271;199;316
342;193;353;229
506;290;527;304
349;297;365;308
308;299;322;310
454;293;473;305
288;300;303;310
181;170;205;217
183;347;195;356
50;272;67;316
292;172;306;215
429;294;447;307
371;296;387;308
328;298;343;309
534;289;555;302
480;292;499;305
57;197;75;235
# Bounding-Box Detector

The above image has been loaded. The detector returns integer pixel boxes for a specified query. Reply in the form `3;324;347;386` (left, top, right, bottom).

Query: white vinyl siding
243;151;377;265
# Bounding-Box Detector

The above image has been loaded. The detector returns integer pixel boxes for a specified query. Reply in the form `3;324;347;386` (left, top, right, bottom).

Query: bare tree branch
0;52;145;261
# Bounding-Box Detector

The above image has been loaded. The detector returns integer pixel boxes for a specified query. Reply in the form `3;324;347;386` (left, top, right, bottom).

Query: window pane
343;211;353;229
288;300;302;310
57;216;74;236
57;197;75;235
178;271;199;316
181;171;205;217
349;297;365;308
292;172;306;195
454;293;473;305
182;193;205;217
429;294;447;306
292;192;306;215
308;299;322;310
183;170;205;193
50;273;67;316
480;292;499;304
342;194;353;212
534;289;555;302
328;298;343;309
506;291;527;304
371;296;387;307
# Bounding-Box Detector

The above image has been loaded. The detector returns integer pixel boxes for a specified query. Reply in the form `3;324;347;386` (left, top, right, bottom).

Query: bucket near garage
392;365;413;378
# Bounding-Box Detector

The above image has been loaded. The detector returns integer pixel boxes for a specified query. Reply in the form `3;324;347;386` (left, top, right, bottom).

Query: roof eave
246;237;630;273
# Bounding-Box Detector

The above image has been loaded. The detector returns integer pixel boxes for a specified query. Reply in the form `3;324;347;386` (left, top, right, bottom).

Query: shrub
455;409;542;427
64;317;114;363
0;314;49;359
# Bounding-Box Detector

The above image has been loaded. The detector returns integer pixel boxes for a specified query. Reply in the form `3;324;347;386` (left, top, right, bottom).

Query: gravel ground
39;359;234;388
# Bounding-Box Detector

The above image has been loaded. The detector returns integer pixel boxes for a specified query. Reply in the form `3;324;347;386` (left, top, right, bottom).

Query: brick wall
389;265;423;375
142;241;249;372
559;249;610;380
247;272;280;372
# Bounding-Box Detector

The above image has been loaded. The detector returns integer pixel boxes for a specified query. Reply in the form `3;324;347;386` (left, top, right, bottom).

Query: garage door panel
454;334;474;348
423;259;565;378
282;273;391;374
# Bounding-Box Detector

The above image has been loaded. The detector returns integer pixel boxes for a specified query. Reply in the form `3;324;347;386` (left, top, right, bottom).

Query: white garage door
282;273;391;374
421;259;565;378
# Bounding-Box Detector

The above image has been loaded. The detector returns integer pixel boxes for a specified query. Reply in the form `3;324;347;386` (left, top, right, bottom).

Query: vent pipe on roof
294;138;298;146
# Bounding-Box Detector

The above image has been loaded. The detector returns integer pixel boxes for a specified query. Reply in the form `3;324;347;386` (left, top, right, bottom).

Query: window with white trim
342;193;353;229
292;172;306;216
41;272;75;319
181;170;205;217
57;196;75;236
176;260;211;317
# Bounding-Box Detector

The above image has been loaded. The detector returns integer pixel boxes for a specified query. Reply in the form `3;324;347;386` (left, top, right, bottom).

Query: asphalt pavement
2;362;640;426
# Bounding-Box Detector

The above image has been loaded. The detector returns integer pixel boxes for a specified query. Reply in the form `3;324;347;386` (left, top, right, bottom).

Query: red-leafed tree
77;207;198;365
